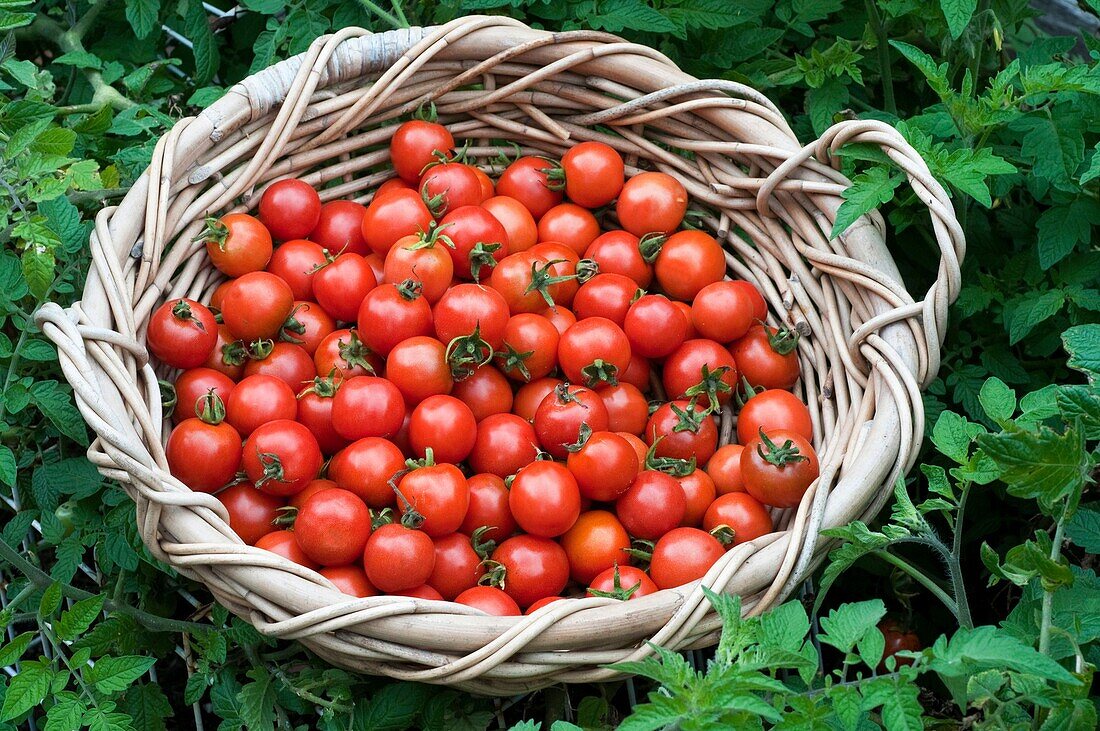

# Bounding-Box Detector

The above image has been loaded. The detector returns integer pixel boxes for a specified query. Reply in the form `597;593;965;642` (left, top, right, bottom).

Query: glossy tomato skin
649;527;725;589
663;339;739;407
433;283;510;350
679;469;717;528
572;273;638;326
259;179;321;240
878;620;921;669
646;400;719;463
527;241;583;308
533;384;609;459
616;172;687;237
428;533;482;600
737;389;813;445
439;205;510;280
451;365;513;421
654;230;726;302
513;377;563;422
420;163;483;217
172;368;235;423
296;380;348;455
242;419;323;497
496;157;562;219
310;200;369;255
363;523;435;592
294;488;371;566
390;120;454;184
460;473;516;543
225;374;297;437
509;461;581;538
244;342;315;392
525;596;566;614
206;213;273;277
599;383;649;435
267;239;325;300
731;280;767;321
148;298;218;369
490;251;557;314
321;565;376;597
289;478;337;509
331;376;406;440
395;584;443;600
588;565;657;600
454;586;521;616
692;281;754;343
624;295;690;359
567;431;639;502
730;325;801;390
496;313;559;382
329;437;405;508
558;317;632;389
541;306;577;337
584;230;652;288
397;460;470;537
618;432;650;465
703;492;773;545
383;233;454;304
468;413;539;476
615;471;686;540
561;141;624;208
482;196;537;252
357;283;434;357
740;429;820;509
619;352;652;392
167;417;242;493
707;444;746;495
313;328;381;379
473;167;495;201
283;301;336;356
222;272;295;342
385;336;453;404
491;535;570;608
217;484;283;545
313;253;377;322
408;395;477;463
255;529;319;569
204;325;247;380
537;203;600;255
361;188;434;256
560;510;631;584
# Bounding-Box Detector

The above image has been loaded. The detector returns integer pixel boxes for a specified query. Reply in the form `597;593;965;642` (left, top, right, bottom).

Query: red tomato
390;120;455;184
537;203;600;255
560;510;631;584
313;328;382;379
221;272;294;342
525;596;566;614
618;432;649;465
217;484;282;545
588;565;657;600
540;306;577;337
385;336;453;404
624;295;690;359
395;584;443;600
567;431;639;502
616;172;687;237
203;213;273;277
294;488;371;566
357;281;434;357
649;527;725;589
244;342;315;392
878;620;922;670
296;375;348;455
428;533;483;600
365;252;385;283
460;473;517;543
255;529;318;570
674;301;698;339
283;301;336;356
363;523;435;592
451;365;513;421
433;283;511;367
242;419;323;497
148;298;217;369
310;200;369;255
533;383;609;459
259;179;321;241
509;461;581;538
707;444;746;495
208;280;233;312
663;339;739;409
313;253;377;322
558;317;631;389
420;162;483;218
679;469;717;527
619;352;652;392
737;389;813;445
473;167;495;201
615;471;686;540
740;429;820;508
730;280;767;321
396;454;469;537
167;394;241;493
730;325;801;390
375;177;414;199
527;241;584;308
225;374;296;436
454;586;521;616
496;157;563;219
383;231;454;304
361;188;434;256
584;230;653;288
172;367;235;423
468;413;539;476
559;141;624;209
654;230;725;302
329;437;405;508
692;281;754;343
321;565;376;597
482;196;538;252
513;377;564;422
331;376;406;440
572;273;638;326
439;205;510;281
491;535;569;608
409;395;477;463
646;400;719;463
703;492;773;544
266;239;325;300
496;313;560;382
599;383;649;435
203;325;247;380
289;478;337;509
490;251;568;314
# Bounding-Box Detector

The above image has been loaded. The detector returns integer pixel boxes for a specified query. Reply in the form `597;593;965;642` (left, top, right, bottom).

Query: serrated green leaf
1066;505;1100;553
0;444;15;486
977;423;1087;512
86;655;157;694
352;682;430;731
832;166;902;237
940;0;977;39
1;661;53;721
1037;200;1100;269
1080;142;1100;185
0;11;33;31
1012;113;1085;191
183;0;219;85
56;593;105;640
889;40;950;95
0;632;33;667
125;0;160;39
978;377;1015;424
40;581;62;616
31;382;88;447
588;0;677;34
1056;385;1100;439
2;509;35;546
931;410;975;463
238;668;276;731
1041;698;1098;730
52;51;101;69
121;683;173;731
1062;324;1100;380
930;625;1079;685
43;695;85;731
1007;289;1066;345
21;338;58;361
21;243;54;299
819;599;887;654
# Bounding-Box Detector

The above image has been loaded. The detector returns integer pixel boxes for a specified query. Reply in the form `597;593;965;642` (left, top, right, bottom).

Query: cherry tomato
616;172;687;237
375;178;414;199
289;478;338;509
222;272;294;342
259;179;321;240
703;492;773;544
204;325;247;380
878;620;922;669
167;394;241;493
266;239;325;300
737;389;813;445
567;431;639;501
395;584;443;600
620;352;652;392
482;195;538;252
296;375;348;455
624;295;690;359
496;157;562;219
433;283;510;355
409;395;477;463
559;141;624;208
649;527;725;589
525;596;566;614
513;377;564;422
294;488;371;566
244;342;315;391
615;471;686;540
148;298;217;369
598;383;648;435
383;231;454;304
329;437;405;508
451;365;513;421
454;586;521;616
533;383;609;459
225;374;296;436
428;533;483;600
584;230;653;288
663;339;739;409
255;529;318;569
321;565;376;597
396;453;469;537
560;510;631;584
365;252;385;283
283;301;336;356
707;444;746;495
392;408;412;455
313;328;381;379
730;279;767;321
490;251;568;314
537;203;600;255
527;241;584;308
217;484;282;545
558;317;631;389
361;188;434;256
674;301;698;339
390;120;455;183
730;325;801;390
654;230;725;302
310;200;369;255
172;367;235;424
469;413;539;476
363;523;435;592
460;473;517;543
208;280;234;312
679;469;717;528
243;419;323;497
572;273;638;326
473;167;495;201
646;400;718;463
509;461;581;537
439;205;510;281
692;281;754;343
313;253;377;322
491;535;569;608
357;281;434;357
496;313;559;382
420;162;483;218
540;306;577;337
741;429;820;509
203;213;273;277
588;565;657;600
618;432;649;465
386;336;453;404
331;376;406;440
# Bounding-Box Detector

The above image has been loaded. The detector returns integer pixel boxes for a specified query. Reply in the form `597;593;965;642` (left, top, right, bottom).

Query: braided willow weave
37;16;964;694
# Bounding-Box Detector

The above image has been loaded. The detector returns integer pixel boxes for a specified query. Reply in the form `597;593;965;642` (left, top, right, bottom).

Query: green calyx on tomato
467;241;502;282
196;389;227;425
765;322;800;356
280;303;308;344
248;338;275;360
563;422;593;454
756;428;809;467
273;504;298;527
470;526;497;561
300;371;339;400
580;358;619;389
623;538;655;569
405;221;454;251
370;507;395;531
477;559;507;589
396;278;424;301
495;343;534;381
684;364;733;413
669;400;708;434
643;437;696;477
709;524;736;546
412;100;438;123
554;382;581;405
253;450;289;489
539;159;567;192
523;258;575;309
638;232;667;264
171;299;207;331
195;215;230;250
159;379;177;414
220;339;249;367
337;332;377;376
733;375;764;409
587;564;642;601
576;258;600;284
446;324;494;381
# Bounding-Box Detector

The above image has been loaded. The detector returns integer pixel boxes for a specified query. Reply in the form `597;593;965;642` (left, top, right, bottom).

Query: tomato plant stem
864;0;896;116
1037;516;1066;658
872;549;959;619
355;0;405;28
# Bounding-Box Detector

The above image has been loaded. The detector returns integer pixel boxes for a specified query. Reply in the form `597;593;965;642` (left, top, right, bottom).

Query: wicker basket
37;16;963;694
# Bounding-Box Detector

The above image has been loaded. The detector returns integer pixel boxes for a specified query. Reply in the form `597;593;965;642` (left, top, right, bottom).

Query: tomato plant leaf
238;668;276;731
1037;200;1100;269
121;683;173;731
1062;324;1100;380
0;444;16;486
86;655;157;695
818;599;887;655
976;423;1088;513
124;0;161;39
1;661;54;721
831;166;902;238
56;594;105;641
1066;505;1100;553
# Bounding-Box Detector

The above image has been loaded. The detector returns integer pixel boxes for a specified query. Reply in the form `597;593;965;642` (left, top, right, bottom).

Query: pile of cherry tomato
150;119;821;616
